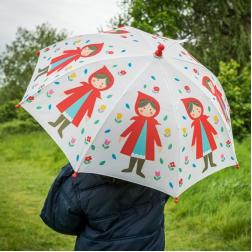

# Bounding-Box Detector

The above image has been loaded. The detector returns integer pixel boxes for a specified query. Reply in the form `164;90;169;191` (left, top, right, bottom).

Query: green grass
0;132;250;250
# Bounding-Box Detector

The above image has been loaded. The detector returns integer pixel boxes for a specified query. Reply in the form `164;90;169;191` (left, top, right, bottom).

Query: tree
0;23;67;104
110;0;251;73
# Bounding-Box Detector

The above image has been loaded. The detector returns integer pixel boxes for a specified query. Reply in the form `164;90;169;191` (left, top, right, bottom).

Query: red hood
86;66;114;91
181;97;204;120
135;92;160;118
80;43;104;57
202;75;215;94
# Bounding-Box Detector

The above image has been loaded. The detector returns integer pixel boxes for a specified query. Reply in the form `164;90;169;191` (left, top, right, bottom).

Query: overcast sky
0;0;121;52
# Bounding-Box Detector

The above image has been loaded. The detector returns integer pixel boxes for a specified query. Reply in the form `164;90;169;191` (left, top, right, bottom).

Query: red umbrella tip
174;197;179;203
154;43;165;58
72;172;78;178
35;50;40;57
235;163;240;170
15;103;21;108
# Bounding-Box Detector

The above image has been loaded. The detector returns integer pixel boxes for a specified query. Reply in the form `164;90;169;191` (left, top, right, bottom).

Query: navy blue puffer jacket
40;163;169;250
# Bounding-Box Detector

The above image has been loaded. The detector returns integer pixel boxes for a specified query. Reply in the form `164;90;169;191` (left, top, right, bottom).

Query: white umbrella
17;26;239;200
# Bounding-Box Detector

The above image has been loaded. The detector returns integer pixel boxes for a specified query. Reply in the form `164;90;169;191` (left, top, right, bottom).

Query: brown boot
202;155;209;173
58;118;70;138
48;114;65;127
136;158;145;178
208;152;217;167
122;157;137;173
34;66;49;81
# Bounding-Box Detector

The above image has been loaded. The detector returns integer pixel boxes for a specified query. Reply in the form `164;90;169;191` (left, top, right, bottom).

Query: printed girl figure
202;76;230;123
34;43;104;81
182;97;218;173
48;66;114;138
120;92;162;178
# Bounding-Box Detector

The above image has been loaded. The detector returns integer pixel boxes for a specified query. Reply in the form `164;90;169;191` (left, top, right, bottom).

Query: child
120;92;162;178
40;163;169;251
34;43;104;81
181;97;218;173
48;66;114;138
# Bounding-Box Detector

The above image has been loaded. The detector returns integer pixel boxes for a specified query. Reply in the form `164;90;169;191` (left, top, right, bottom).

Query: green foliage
113;0;251;73
0;131;250;250
0;23;67;104
165;136;250;250
0;119;41;138
218;60;251;140
0;100;19;122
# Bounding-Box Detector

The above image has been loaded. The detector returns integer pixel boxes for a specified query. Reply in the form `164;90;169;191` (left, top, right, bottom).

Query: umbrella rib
74;57;153;173
158;62;181;197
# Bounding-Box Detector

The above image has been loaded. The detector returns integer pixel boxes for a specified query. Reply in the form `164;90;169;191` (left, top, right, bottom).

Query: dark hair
188;101;201;112
88;45;97;51
138;98;156;110
94;73;110;85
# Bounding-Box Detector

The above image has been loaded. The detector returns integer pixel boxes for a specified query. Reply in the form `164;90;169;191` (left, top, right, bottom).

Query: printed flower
27;96;34;103
179;178;183;187
168;161;176;170
102;139;111;149
153;86;160;93
115;113;123;123
85;136;91;144
164;128;171;137
213;115;219;124
154;170;161;181
226;140;231;148
98;104;107;113
118;70;127;76
184;85;191;93
84;155;92;164
46;89;55;97
107;50;114;54
184;155;189;165
68;137;77;147
220;153;225;162
68;72;77;81
182;127;187;137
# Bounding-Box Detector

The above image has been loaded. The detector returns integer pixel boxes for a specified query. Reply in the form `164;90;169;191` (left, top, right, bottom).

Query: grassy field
0;131;250;250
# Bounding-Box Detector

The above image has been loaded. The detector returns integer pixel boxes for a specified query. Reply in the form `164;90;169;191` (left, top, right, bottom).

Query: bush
0;99;19;123
218;60;251;141
0;119;41;138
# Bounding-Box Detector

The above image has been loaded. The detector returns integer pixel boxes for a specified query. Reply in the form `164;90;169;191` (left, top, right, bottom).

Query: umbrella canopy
18;26;238;198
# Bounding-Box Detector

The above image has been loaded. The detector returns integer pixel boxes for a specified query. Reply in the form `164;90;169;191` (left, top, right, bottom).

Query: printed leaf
106;94;113;99
99;160;106;165
91;145;95;150
112;154;116;160
168;144;172;150
163;115;168;121
160;158;164;164
94;120;99;125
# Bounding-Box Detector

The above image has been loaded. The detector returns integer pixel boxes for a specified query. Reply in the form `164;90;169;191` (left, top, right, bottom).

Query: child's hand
157;146;162;152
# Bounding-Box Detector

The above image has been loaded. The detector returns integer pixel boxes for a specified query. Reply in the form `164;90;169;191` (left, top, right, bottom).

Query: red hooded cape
47;43;104;76
56;66;114;127
120;92;162;161
202;76;229;121
181;97;217;159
